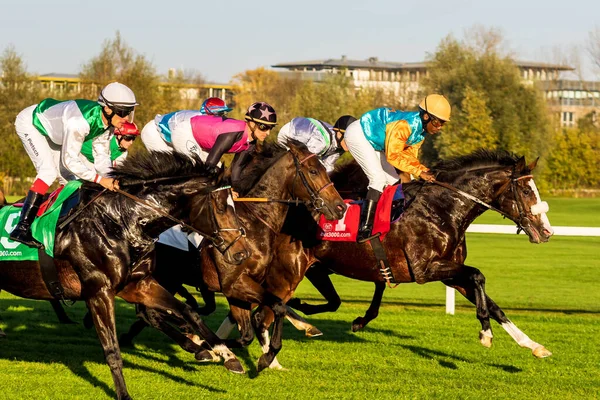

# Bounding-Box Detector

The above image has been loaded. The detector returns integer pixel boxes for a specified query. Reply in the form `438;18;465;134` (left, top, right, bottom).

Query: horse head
185;168;249;265
494;156;554;244
287;141;346;221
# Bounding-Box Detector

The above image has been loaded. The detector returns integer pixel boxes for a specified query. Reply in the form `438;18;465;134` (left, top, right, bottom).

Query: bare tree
587;26;600;73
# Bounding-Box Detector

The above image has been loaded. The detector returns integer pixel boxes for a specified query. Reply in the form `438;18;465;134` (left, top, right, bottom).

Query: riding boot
357;188;381;243
9;190;44;248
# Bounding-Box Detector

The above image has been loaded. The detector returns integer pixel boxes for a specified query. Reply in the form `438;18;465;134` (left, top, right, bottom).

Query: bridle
430;170;534;234
290;152;334;211
206;186;246;254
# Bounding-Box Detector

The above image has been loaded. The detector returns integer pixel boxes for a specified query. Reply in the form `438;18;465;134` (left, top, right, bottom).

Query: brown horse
282;150;554;357
0;151;249;400
125;141;345;372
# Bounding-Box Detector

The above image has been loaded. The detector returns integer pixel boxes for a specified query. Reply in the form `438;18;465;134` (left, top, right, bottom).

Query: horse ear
515;156;526;173
528;157;539;171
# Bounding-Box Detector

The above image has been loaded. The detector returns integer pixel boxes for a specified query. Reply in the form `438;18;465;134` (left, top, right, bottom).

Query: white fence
445;224;600;314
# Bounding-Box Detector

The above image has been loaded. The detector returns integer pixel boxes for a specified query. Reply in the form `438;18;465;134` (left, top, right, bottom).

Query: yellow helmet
419;94;451;122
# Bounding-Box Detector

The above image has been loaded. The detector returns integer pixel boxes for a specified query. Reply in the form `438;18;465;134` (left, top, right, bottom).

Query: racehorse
123;141;346;372
280;149;555;358
0;151;249;400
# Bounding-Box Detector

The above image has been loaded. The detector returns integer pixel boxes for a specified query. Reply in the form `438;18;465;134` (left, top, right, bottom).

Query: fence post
445;286;455;315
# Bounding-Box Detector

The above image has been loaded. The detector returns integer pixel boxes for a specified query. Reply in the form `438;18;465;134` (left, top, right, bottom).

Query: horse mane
432;149;521;173
233;140;293;195
109;151;211;185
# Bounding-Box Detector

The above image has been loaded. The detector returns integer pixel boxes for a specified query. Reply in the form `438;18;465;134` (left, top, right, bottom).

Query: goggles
110;105;135;118
429;114;446;128
254;122;275;131
119;134;137;142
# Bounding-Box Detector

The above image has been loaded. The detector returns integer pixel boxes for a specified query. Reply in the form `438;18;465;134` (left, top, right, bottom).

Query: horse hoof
257;355;271;373
479;330;493;348
305;326;323;337
532;345;552;358
224;359;245;374
195;349;221;363
269;359;288;371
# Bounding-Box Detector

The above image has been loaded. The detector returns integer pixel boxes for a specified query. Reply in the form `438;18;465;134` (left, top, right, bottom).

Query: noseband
290;152;334;210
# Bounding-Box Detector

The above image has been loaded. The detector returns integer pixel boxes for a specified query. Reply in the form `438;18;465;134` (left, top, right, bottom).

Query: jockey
141;101;276;175
344;94;451;242
199;97;232;116
80;121;140;168
277;115;357;173
10;82;138;247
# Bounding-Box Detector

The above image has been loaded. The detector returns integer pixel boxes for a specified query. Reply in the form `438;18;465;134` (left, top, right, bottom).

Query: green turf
1;233;598;399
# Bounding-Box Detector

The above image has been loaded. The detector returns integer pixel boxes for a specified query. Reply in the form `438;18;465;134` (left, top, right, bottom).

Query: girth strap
37;247;65;299
367;238;399;288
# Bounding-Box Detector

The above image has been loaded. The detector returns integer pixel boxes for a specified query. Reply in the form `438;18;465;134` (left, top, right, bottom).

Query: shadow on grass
0;298;225;398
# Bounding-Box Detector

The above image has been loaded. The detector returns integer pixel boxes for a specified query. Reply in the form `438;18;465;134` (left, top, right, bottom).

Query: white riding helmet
98;82;138;108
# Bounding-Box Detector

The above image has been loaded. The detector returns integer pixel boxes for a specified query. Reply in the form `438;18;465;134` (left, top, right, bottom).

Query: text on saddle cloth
317;184;404;242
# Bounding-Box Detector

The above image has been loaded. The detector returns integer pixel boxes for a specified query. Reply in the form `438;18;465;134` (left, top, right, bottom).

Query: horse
0;151;250;400
123;141;346;372
277;149;555;358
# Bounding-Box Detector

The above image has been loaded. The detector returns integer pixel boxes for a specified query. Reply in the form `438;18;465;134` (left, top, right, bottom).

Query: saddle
317;184;405;242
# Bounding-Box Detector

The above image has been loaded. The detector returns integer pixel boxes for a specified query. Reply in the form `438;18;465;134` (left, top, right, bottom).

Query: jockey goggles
429;114;446;128
111;105;135;118
254;122;275;131
119;134;137;142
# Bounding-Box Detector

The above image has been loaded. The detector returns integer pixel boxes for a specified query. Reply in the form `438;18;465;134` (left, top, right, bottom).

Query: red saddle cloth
317;184;399;242
37;186;65;216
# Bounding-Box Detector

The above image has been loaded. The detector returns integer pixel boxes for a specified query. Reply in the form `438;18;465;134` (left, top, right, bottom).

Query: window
562;112;574;127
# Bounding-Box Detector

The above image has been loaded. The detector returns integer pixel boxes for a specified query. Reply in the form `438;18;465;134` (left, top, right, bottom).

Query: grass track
0;198;599;399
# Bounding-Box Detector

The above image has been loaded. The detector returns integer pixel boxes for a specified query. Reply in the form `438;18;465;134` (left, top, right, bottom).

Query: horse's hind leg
119;277;244;373
352;281;386;332
86;291;130;400
287;265;342;315
285;307;322;337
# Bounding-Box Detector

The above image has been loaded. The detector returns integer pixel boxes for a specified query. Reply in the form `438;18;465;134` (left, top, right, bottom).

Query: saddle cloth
317;184;404;242
0;181;82;261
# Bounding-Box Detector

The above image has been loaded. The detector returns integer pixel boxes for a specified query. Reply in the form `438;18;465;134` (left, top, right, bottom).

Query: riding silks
0;181;82;261
317;184;405;242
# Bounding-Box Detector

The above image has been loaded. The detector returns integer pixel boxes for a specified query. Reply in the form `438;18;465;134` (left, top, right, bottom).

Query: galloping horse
125;141;346;372
280;149;554;358
0;151;249;399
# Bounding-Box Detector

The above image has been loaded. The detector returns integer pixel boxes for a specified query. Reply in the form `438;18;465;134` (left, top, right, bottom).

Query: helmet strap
102;106;115;128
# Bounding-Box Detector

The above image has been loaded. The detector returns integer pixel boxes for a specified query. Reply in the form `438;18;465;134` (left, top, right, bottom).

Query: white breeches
344;120;399;192
15;105;75;187
170;123;209;162
141;120;174;153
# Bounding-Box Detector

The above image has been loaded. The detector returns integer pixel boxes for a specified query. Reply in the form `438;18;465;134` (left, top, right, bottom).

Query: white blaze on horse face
528;180;554;235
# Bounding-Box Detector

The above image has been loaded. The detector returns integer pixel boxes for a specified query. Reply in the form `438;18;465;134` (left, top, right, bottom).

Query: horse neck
244;153;295;232
438;169;508;229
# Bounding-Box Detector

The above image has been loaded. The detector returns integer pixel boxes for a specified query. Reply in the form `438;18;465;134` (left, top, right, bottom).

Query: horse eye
310;169;318;175
522;189;531;196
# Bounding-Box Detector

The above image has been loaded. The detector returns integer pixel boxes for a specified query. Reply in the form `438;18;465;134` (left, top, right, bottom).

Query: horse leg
197;286;216;316
118;304;150;348
255;293;286;373
285;306;322;337
176;285;199;310
118;277;244;373
443;279;552;358
86;291;130;400
50;300;76;324
287;265;341;315
351;281;386;332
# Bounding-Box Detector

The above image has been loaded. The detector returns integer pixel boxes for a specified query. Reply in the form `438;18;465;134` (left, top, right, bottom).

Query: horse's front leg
444;279;552;358
255;293;286;372
352;281;386;332
86;290;130;400
287;264;342;315
421;260;492;346
118;277;244;374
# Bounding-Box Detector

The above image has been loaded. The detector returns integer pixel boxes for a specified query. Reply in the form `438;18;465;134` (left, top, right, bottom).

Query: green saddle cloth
0;181;83;261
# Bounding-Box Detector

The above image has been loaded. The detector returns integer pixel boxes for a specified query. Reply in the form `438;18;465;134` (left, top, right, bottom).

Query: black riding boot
9;190;44;248
357;188;381;243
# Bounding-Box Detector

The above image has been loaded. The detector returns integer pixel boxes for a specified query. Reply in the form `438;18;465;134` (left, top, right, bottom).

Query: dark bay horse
282;150;555;358
125;141;346;372
0;151;249;400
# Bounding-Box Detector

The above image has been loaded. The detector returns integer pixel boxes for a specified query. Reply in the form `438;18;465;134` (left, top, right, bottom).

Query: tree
422;28;552;166
588;26;600;73
435;86;496;158
0;45;39;187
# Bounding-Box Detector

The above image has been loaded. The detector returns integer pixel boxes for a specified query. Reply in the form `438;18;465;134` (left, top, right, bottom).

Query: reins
114;188;222;243
430;174;533;232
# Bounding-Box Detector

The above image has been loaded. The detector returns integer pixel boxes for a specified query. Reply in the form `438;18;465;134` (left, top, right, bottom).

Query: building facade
273;56;598;127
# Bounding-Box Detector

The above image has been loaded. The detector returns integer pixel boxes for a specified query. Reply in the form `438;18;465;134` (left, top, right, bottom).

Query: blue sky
1;0;598;83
